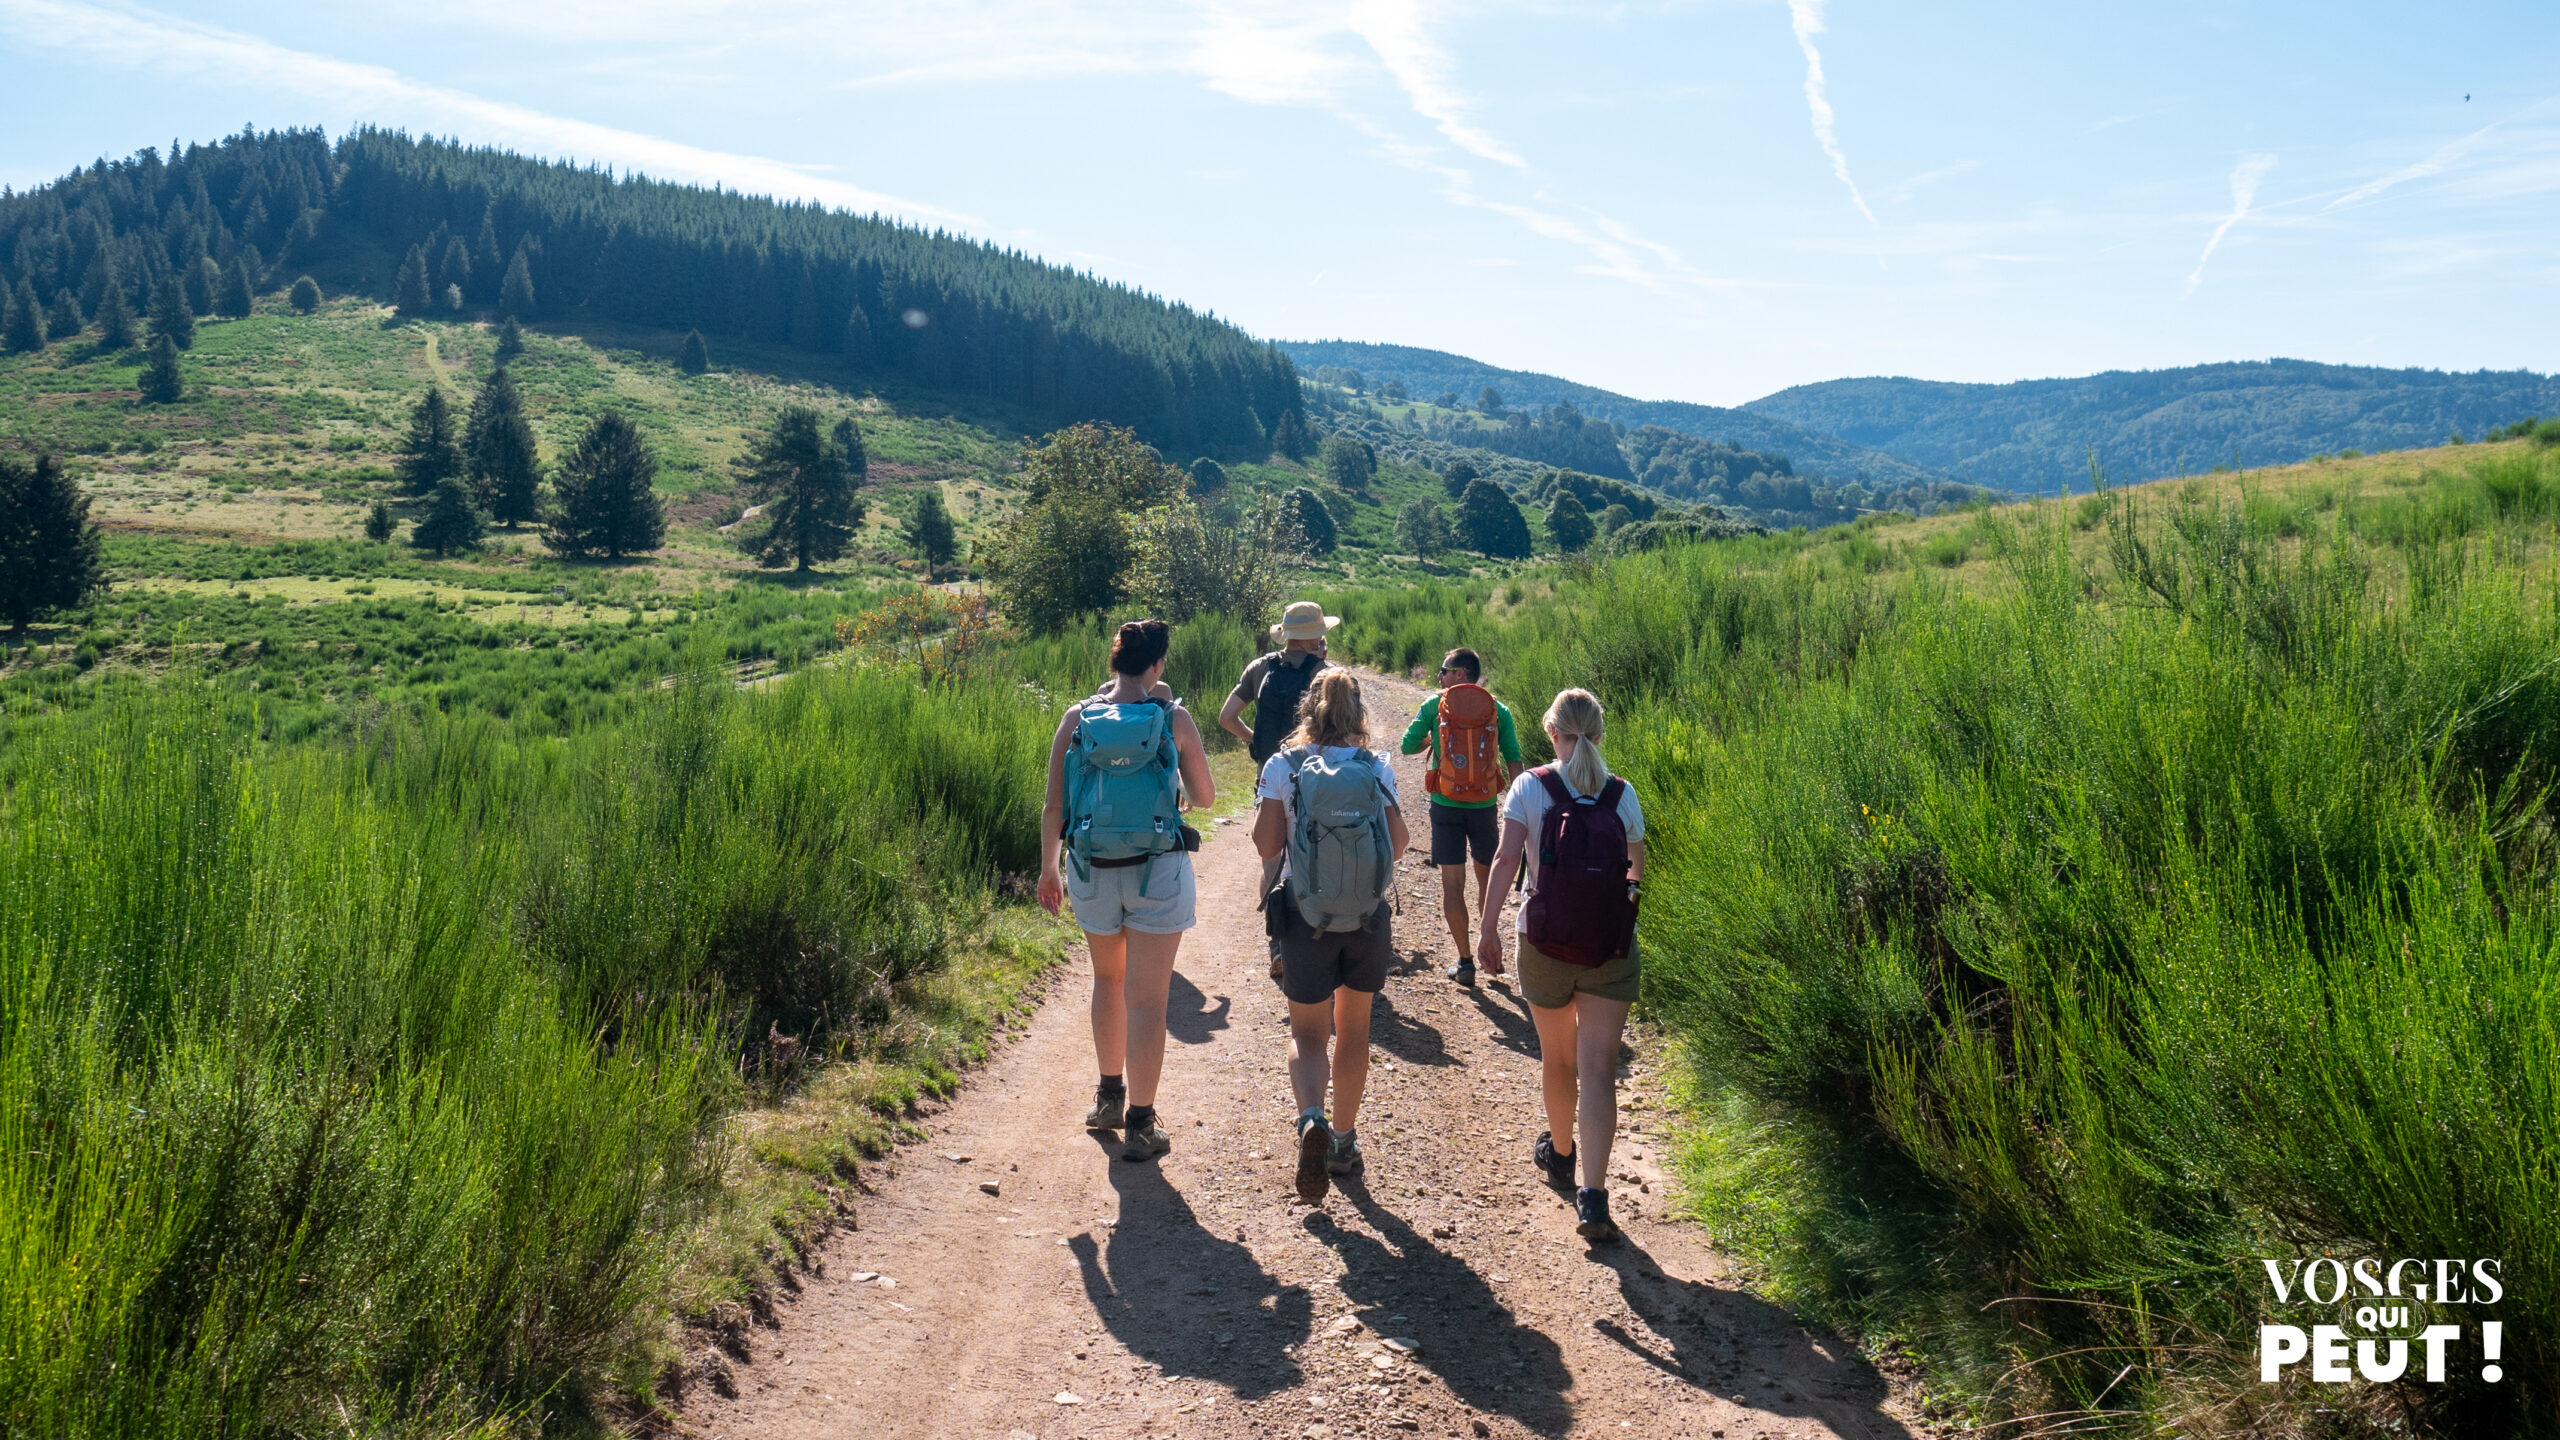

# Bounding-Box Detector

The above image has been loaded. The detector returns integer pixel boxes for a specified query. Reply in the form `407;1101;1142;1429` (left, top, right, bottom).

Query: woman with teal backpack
1039;620;1216;1162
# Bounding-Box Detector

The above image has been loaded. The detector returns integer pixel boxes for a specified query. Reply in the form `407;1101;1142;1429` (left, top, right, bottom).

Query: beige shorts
1516;935;1640;1010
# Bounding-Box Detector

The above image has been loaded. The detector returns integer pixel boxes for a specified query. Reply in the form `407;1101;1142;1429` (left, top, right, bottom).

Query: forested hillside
1745;360;2560;492
0;128;1303;456
1280;339;1949;493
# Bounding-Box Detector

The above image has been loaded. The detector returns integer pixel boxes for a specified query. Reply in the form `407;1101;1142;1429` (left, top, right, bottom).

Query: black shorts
1429;801;1498;867
1274;899;1396;1004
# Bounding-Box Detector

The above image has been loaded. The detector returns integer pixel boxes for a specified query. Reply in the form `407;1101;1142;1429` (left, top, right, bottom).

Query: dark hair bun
1109;618;1172;675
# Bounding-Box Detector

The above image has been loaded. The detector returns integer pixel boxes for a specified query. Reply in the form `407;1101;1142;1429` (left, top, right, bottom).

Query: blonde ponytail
1544;688;1610;795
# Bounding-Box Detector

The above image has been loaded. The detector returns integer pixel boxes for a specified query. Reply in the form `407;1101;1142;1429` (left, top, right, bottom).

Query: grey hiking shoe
1326;1130;1365;1177
1122;1114;1171;1162
1085;1087;1125;1131
1295;1114;1332;1204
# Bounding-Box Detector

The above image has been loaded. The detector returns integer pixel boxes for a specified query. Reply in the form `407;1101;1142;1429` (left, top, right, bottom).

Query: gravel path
673;669;1926;1440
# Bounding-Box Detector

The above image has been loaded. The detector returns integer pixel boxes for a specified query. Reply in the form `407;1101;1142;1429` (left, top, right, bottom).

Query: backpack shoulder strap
1596;776;1627;810
1533;766;1572;806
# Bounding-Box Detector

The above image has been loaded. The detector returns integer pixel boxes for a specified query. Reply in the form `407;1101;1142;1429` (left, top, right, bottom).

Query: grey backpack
1282;746;1392;933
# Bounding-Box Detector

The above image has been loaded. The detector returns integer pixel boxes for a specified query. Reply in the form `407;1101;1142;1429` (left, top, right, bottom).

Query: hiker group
1038;602;1645;1244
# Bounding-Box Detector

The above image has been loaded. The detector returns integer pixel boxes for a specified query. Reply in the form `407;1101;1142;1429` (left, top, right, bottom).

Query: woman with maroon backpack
1474;688;1644;1243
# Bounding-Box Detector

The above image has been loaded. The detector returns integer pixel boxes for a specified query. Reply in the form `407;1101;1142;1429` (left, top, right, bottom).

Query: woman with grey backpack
1251;669;1410;1204
1038;620;1216;1162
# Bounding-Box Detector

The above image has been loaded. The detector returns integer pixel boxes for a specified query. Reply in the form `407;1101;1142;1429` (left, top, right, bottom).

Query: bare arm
1216;688;1253;746
1385;802;1411;858
1627;839;1645;885
1253;797;1288;860
1474;816;1531;974
1170;707;1215;813
1035;705;1082;915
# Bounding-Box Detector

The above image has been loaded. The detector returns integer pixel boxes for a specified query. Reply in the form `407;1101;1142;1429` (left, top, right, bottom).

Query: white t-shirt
1256;746;1401;825
1500;766;1644;933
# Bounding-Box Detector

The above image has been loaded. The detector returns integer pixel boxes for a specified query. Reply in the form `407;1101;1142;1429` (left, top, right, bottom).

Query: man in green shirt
1400;647;1523;986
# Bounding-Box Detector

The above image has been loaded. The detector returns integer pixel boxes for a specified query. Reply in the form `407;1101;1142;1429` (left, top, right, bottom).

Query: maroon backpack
1522;767;1637;968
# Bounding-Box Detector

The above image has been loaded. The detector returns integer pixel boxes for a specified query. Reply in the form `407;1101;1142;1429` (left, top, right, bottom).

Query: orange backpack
1432;683;1503;804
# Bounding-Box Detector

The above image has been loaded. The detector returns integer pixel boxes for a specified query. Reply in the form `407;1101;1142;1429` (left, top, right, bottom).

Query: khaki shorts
1516;934;1640;1010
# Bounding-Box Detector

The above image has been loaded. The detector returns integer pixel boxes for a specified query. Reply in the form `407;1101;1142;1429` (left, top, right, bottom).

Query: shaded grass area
1312;439;2560;1437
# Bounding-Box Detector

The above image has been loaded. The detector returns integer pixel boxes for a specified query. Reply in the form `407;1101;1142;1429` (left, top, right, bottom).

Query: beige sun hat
1270;600;1342;642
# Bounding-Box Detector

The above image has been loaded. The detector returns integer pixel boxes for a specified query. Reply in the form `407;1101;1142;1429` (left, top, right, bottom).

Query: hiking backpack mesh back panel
1284;747;1392;933
1249;654;1326;762
1064;700;1180;879
1432;683;1503;804
1521;767;1636;967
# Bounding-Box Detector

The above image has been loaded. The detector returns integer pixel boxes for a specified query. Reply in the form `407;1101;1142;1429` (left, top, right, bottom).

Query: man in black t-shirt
1219;600;1338;979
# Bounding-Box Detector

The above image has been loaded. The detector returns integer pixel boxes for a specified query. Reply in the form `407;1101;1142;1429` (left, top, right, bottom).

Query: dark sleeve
1231;655;1269;702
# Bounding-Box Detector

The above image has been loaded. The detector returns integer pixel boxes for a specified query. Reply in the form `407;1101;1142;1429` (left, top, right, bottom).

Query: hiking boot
1575;1187;1622;1244
1534;1131;1577;1189
1084;1086;1125;1131
1121;1114;1172;1162
1295;1113;1333;1204
1448;957;1476;988
1326;1130;1365;1178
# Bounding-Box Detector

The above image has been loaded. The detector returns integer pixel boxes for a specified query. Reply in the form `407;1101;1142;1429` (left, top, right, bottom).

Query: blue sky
2;1;2552;405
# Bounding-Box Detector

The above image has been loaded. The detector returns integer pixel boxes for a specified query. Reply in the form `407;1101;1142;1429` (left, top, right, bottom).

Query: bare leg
1471;859;1493;916
1329;989;1375;1133
1529;1000;1581;1165
1088;930;1127;1077
1288;998;1336;1116
1438;864;1471;957
1572;994;1633;1189
1120;929;1182;1108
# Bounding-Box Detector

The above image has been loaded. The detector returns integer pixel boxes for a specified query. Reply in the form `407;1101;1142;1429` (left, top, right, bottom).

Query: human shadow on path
1327;1182;1576;1436
1368;984;1456;1068
1466;977;1543;1059
1586;1236;1918;1439
1167;969;1231;1045
1072;1142;1311;1400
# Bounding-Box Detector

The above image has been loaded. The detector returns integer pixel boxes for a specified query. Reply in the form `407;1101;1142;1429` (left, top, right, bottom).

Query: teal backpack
1064;699;1182;885
1283;746;1393;933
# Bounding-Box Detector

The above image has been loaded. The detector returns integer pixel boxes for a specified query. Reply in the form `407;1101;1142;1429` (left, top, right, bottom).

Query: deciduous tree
1394;498;1450;558
1128;493;1303;623
1441;458;1478;499
1319;433;1375;491
1188;457;1228;494
1284;486;1337;554
288;275;321;313
1459;478;1532;558
1547;490;1595;552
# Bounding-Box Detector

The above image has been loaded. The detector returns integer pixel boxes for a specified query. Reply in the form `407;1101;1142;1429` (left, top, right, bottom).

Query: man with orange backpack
1399;647;1523;986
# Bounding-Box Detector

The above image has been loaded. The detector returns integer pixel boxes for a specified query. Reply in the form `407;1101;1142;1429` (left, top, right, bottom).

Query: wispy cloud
2186;153;2277;294
1345;0;1526;167
1880;159;1979;206
1785;0;1875;226
0;0;972;227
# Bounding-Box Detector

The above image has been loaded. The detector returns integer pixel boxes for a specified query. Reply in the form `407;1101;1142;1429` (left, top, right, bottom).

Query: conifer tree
464;368;542;527
138;334;184;403
94;277;137;349
217;257;254;318
395;389;464;496
46;289;83;340
472;213;504;303
288;276;321;313
1547;490;1595;552
438;235;473;304
1459;478;1532;558
842;306;873;367
1271;411;1311;461
412;472;485;556
902;486;958;567
363;497;396;543
184;255;218;316
679;329;709;374
149;274;195;349
499;246;537;319
0;453;106;634
1284;486;1336;553
547;411;665;559
3;279;42;352
395;245;433;317
832;416;870;480
494;316;524;363
737;405;860;571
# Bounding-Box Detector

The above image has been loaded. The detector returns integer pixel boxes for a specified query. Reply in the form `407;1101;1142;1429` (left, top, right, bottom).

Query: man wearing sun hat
1220;600;1338;979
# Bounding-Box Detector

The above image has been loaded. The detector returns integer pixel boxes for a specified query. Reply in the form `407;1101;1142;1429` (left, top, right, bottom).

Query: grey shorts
1429;802;1499;867
1067;852;1197;935
1275;900;1396;1004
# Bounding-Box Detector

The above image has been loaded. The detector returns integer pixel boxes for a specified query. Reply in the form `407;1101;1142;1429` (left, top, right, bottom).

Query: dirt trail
673;669;1925;1440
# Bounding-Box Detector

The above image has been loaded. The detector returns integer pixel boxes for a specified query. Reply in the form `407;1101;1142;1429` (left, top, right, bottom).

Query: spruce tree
1547;490;1595;552
842;306;873;366
1271;411;1311;461
395;245;433;317
94;277;138;349
464;368;542;527
184;255;218;316
736;405;860;571
0;453;106;634
1459;478;1533;558
47;289;83;340
499;246;537;319
3;280;42;352
438;235;473;304
149;274;195;349
472;213;504;303
412;473;485;557
1284;486;1337;553
363;497;396;543
494;316;524;363
288;276;321;313
832;416;869;480
679;329;709;374
395;389;464;496
218;257;254;318
547;411;666;559
902;486;958;567
138;334;184;404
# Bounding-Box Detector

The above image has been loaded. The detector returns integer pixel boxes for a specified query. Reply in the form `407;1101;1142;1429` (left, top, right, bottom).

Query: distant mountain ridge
1744;360;2560;492
1278;340;1953;493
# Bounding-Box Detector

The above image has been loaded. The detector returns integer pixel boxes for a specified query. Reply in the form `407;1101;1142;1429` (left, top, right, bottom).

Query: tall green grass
0;652;1058;1435
1323;446;2560;1434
